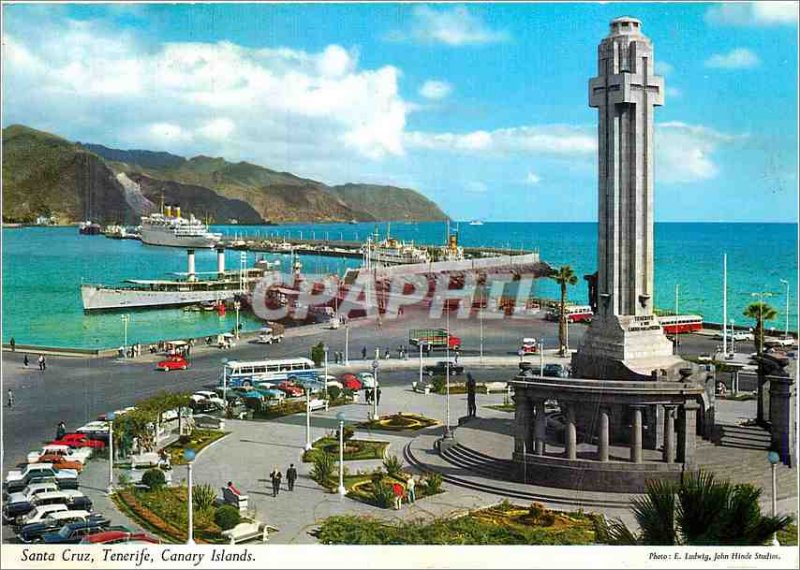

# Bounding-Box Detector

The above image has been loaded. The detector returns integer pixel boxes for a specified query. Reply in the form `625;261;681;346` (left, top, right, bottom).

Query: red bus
657;314;703;334
545;305;594;323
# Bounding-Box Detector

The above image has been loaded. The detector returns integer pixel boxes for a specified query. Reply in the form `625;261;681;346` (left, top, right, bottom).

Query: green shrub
431;376;446;393
328;386;342;401
342;425;355;442
141;469;167;490
370;469;384;485
529;502;546;519
311;342;325;367
383;455;403;478
424;472;443;494
117;472;132;487
370;482;394;509
311;452;336;484
214;505;241;530
192;483;218;510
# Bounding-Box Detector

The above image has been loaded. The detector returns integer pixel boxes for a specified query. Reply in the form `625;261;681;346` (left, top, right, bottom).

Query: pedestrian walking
23;354;29;367
286;463;298;491
362;346;367;360
56;421;67;440
466;372;477;417
9;337;15;352
377;387;382;406
392;482;404;510
270;467;283;497
518;348;525;362
7;389;14;408
41;355;47;371
37;354;45;371
454;350;460;364
406;475;416;503
384;348;391;360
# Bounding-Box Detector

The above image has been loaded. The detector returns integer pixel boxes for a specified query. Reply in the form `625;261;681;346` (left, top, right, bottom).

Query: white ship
81;250;278;311
140;204;221;248
363;232;431;268
437;231;465;262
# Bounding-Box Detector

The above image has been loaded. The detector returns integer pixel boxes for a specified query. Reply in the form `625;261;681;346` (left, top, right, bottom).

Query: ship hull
81;285;236;311
140;228;220;248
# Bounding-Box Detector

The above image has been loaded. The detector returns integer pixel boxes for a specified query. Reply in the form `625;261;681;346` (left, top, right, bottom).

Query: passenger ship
140;205;222;248
363;233;431;268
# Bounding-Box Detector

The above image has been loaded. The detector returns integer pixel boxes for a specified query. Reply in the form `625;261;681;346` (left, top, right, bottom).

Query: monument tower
572;17;683;380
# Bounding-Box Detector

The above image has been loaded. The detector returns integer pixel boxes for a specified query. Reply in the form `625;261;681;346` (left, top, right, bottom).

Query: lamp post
730;319;736;354
305;387;313;451
539;340;544;375
419;344;424;388
323;346;329;400
479;291;484;362
336;412;346;496
779;279;789;338
344;324;350;366
184;449;197;545
444;305;453;439
371;359;379;421
106;412;116;495
767;451;781;546
674;283;680;352
221;358;229;409
234;300;241;339
121;314;130;357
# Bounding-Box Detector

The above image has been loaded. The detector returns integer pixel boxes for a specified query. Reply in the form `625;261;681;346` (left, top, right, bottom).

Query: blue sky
3;2;797;222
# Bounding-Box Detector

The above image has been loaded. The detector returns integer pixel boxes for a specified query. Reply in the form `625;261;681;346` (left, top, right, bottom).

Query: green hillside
331;183;448;222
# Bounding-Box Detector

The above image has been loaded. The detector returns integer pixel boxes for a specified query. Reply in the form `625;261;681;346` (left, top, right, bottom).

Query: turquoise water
2;222;797;348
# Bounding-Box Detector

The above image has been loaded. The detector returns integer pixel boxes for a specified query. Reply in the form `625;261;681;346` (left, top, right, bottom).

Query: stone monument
572;16;686;381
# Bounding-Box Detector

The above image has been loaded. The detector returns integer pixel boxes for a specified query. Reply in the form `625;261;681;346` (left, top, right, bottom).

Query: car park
3;482;60;523
339;373;362;391
17;512;106;543
423;361;465;377
157;355;190;371
41;521;127;544
4;464;79;494
7;490;91;525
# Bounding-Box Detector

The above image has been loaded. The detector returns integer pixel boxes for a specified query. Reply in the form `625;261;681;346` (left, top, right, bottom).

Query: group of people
364;387;382;405
391;475;417;510
21;353;47;371
269;464;298;496
331;351;346;364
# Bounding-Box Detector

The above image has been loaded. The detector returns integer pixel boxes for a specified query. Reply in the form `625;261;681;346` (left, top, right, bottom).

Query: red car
277;381;304;398
81;530;160;545
157;355;189;371
339;373;362;391
51;433;106;450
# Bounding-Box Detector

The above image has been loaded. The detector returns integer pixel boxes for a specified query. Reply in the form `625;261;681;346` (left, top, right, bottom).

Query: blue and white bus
220;357;319;389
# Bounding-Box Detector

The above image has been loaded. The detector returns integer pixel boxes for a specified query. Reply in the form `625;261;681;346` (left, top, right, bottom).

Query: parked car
81;530;161;544
3;482;60;523
520;337;538;355
308;398;329;412
339;373;362;391
543;363;570;378
50;433;106;450
191;391;226;409
8;490;91;525
277;381;305;398
356;372;376;389
423;361;464;377
42;521;127;544
4;464;79;494
157;355;190;371
12;504;70;528
323;375;343;390
17;512;107;543
29;444;92;465
75;421;110;442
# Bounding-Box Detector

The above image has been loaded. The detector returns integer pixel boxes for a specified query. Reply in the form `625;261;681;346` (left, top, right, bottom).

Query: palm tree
550;265;578;356
597;472;793;545
743;301;778;354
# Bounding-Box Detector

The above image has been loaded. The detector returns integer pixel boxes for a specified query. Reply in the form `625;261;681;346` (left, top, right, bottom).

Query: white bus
221;357;319;388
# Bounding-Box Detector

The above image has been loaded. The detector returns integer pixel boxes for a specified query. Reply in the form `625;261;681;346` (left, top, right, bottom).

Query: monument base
572;314;688;381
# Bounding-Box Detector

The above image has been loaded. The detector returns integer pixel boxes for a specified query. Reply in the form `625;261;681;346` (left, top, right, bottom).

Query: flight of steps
714;422;772;450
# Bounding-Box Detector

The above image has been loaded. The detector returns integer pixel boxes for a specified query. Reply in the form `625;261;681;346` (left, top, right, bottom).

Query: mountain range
1;124;448;225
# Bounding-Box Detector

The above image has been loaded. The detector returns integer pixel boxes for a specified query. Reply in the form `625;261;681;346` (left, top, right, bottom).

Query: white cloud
4;18;409;178
706;2;799;26
419;80;453;100
656;122;746;183
705;48;761;69
524;172;541;185
388;5;509;46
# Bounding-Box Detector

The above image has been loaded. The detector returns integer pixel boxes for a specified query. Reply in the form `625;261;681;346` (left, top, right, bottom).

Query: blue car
41;521;128;544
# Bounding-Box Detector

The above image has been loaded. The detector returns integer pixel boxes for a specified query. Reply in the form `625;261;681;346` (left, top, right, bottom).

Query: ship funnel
175;205;182;218
187;249;196;281
217;247;226;276
165;204;172;217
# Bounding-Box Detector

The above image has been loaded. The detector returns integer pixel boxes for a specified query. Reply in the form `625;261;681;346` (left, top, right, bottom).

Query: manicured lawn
163;429;228;465
359;412;440;431
114;486;227;544
302;436;389;463
314;501;599;544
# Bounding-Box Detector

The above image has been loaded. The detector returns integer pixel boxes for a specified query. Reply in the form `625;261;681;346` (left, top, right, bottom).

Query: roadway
1;307;726;476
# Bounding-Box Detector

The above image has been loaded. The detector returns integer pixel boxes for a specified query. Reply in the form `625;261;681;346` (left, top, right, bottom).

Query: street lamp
539;340;544;375
323;346;329;400
221;358;229;411
336;412;347;496
344;324;350;366
184;449;197;545
731;319;736;354
371;359;379;421
767;451;781;546
304;387;313;451
419;344;424;389
779;279;790;338
234;300;241;339
444;305;453;439
121;314;130;358
106;412;116;495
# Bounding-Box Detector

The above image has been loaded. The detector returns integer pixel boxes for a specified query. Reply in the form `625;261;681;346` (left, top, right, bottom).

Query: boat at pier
78;221;102;235
140;204;221;248
363;228;431;267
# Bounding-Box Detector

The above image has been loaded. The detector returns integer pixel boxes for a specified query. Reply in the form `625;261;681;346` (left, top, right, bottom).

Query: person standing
392;482;404;510
454;350;460;365
56;421;67;440
406;475;416;503
466;373;477;418
286;463;298;491
41;355;47;371
270;467;282;497
7;389;14;409
376;387;382;406
37;354;45;371
362;346;367;360
9;337;15;352
23;354;29;367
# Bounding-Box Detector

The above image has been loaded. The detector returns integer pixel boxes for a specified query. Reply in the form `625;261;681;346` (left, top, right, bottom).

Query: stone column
534;400;547;456
677;401;699;468
630;406;643;463
598;407;610;462
512;392;531;454
769;376;796;467
565;404;577;460
662;405;676;463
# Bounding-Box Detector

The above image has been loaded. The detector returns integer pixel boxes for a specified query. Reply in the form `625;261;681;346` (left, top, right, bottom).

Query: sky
2;2;798;222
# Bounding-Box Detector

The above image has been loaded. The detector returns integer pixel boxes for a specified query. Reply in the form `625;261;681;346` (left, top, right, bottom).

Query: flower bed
315;501;599;544
346;473;443;508
113;486;227;544
302;437;389;463
252;397;350;420
359;412;439;432
163;429;228;465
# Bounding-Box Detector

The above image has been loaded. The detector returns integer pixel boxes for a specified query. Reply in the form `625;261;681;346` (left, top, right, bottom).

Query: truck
257;323;285;345
409;329;461;351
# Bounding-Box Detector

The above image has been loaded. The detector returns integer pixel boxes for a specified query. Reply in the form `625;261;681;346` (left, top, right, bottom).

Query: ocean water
2;222;797;348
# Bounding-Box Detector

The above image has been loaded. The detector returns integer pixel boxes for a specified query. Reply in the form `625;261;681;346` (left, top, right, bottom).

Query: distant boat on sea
468;219;484;226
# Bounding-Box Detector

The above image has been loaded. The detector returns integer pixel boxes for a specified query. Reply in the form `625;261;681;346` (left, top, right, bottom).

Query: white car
357;372;376;389
76;421;110;439
323;375;342;390
16;504;69;526
6;482;60;507
27;445;92;465
190;393;225;409
308;398;329;412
